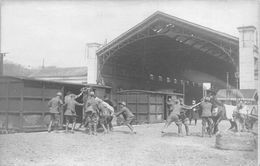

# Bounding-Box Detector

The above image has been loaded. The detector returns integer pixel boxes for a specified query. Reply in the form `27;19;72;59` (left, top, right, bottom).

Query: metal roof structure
97;11;239;74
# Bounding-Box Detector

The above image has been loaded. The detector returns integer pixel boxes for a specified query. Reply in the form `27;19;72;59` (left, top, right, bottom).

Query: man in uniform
179;98;190;136
104;97;114;131
64;94;83;133
96;97;114;133
199;97;213;137
85;91;99;135
189;99;200;125
65;91;83;103
47;92;63;132
77;88;91;129
161;99;191;136
115;101;136;134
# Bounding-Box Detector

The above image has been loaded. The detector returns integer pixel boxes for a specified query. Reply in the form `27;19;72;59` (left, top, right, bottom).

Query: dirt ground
0;120;257;166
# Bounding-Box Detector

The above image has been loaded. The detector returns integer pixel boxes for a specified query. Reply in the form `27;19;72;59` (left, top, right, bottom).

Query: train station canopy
96;11;239;90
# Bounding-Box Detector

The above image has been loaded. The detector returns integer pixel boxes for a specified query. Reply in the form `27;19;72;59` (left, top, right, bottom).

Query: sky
1;0;259;68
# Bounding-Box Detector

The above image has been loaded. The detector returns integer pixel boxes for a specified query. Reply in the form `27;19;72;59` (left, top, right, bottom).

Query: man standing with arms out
115;101;136;134
85;91;99;135
48;92;63;133
64;94;83;133
161;98;191;136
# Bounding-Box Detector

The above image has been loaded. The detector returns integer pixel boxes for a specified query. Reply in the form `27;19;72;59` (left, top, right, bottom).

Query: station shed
96;11;239;104
116;90;183;124
0;76;111;132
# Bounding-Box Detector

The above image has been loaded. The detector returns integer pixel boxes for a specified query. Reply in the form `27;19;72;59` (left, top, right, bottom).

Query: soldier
47;92;63;132
64;93;83;133
166;96;175;115
189;99;200;125
64;91;83;103
96;97;114;133
161;99;191;136
179;99;191;136
115;101;136;134
77;88;91;129
85;91;99;135
103;96;114;131
199;97;213;137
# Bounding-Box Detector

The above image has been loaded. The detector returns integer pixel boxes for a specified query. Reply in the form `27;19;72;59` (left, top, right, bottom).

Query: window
166;77;171;83
150;74;154;80
158;76;163;82
254;57;258;79
174;79;177;84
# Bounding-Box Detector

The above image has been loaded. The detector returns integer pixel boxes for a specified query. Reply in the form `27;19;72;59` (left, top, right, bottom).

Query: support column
86;43;102;84
237;26;258;89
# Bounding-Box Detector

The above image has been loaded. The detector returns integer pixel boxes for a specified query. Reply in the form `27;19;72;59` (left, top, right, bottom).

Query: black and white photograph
0;0;259;165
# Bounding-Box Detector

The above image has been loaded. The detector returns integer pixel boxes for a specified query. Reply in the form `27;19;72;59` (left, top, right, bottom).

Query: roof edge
97;11;239;55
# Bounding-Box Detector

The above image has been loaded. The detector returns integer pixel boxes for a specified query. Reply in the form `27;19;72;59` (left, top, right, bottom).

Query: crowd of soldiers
47;88;136;135
161;95;224;137
47;87;253;137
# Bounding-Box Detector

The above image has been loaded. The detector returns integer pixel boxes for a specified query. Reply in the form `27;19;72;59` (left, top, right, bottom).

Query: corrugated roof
0;76;111;89
29;67;88;78
97;11;238;56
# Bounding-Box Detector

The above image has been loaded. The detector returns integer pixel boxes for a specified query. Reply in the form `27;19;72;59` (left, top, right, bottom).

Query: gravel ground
0;120;257;166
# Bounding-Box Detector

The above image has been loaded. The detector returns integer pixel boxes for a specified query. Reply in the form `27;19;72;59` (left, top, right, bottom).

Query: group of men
226;100;256;132
47;88;136;135
47;90;252;137
161;96;217;137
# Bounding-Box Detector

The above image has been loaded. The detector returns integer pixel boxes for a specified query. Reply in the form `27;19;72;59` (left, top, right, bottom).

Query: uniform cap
119;101;126;106
90;91;95;96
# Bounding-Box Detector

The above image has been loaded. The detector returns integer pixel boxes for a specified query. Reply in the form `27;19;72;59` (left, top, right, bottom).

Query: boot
54;121;59;132
178;125;183;137
208;125;212;137
161;122;169;133
71;122;76;133
88;123;93;135
93;124;97;136
185;125;190;136
202;125;205;137
48;121;53;133
101;124;108;134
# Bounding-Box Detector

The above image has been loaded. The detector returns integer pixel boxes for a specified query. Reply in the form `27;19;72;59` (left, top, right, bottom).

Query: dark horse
210;98;226;135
